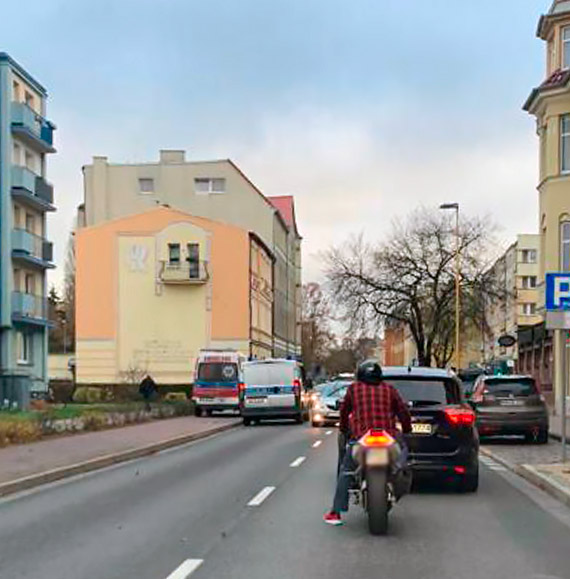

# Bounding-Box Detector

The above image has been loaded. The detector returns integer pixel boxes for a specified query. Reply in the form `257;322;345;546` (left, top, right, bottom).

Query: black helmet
357;360;383;385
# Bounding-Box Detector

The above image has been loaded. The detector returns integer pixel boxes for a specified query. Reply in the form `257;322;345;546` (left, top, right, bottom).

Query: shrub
164;392;187;402
72;387;105;404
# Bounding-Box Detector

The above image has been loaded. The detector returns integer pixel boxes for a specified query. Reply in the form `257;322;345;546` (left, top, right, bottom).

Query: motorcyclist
323;360;412;526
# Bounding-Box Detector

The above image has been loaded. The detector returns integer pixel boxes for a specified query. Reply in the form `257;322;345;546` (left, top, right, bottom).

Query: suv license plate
412;423;433;434
500;400;524;406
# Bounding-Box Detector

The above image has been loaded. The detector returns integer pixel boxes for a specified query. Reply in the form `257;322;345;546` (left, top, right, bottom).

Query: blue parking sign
545;273;570;311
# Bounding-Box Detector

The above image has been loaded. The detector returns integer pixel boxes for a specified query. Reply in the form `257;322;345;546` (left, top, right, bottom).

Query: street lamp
440;203;461;371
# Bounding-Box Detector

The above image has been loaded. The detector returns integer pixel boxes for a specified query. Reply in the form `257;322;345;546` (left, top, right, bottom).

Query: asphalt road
1;423;570;579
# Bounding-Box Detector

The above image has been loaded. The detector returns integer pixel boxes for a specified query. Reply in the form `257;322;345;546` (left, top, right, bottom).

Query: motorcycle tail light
360;429;395;447
445;408;476;427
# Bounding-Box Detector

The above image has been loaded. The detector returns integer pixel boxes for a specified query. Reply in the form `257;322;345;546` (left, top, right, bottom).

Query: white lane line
312;440;322;448
290;456;306;468
166;559;203;579
247;486;276;506
325;430;333;436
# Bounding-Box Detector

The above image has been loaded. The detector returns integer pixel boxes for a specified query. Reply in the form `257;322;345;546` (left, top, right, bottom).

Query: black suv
383;367;479;492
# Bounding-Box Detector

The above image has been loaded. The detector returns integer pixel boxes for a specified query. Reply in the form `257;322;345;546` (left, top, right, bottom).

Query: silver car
311;381;350;427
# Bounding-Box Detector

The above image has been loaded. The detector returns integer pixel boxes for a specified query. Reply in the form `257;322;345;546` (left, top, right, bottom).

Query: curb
480;448;570;509
0;421;241;498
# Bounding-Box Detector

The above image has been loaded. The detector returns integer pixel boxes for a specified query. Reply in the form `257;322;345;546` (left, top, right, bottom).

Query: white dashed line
312;440;322;448
166;559;203;579
325;430;333;436
290;456;306;467
247;486;276;506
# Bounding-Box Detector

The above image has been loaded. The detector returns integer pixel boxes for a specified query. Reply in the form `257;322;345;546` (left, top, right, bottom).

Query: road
0;423;570;579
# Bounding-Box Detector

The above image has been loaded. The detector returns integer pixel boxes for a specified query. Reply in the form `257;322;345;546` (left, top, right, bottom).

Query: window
25;213;35;234
13;206;21;229
187;243;200;279
563;26;570;69
561;115;570;173
12;80;21;102
197;363;237;383
16;331;32;365
25;150;35;173
138;178;154;194
13;269;21;291
521;303;536;316
194;178;226;194
168;243;180;265
521;276;537;289
25;273;35;295
562;221;570;271
24;91;34;110
521;249;537;264
12;142;21;165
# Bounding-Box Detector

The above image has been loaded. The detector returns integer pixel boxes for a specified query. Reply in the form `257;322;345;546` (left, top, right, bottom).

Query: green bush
72;387;105;404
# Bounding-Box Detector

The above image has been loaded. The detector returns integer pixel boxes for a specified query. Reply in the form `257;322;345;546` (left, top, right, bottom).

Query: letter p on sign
554;277;570;308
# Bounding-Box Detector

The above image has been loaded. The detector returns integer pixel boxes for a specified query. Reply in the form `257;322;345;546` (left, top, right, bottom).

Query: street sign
546;311;570;330
497;334;516;348
545;273;570;311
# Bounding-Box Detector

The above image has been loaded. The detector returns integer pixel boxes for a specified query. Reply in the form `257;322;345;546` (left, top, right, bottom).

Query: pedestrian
139;374;157;411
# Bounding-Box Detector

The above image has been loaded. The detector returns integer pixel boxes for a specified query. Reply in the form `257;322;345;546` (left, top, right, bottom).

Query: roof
0;53;47;96
523;68;570;112
267;196;300;237
537;1;570;38
382;366;454;379
480;374;534;381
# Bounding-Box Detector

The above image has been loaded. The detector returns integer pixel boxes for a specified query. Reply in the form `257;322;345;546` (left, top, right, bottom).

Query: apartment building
524;0;570;400
80;151;301;359
0;54;56;404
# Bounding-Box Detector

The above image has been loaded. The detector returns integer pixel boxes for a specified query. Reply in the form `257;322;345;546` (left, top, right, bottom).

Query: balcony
159;261;209;284
11;102;56;154
12;229;55;269
11;166;55;211
12;292;48;326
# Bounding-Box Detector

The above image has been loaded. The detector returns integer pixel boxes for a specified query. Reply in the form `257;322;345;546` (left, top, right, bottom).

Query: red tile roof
524;68;570;111
268;195;299;235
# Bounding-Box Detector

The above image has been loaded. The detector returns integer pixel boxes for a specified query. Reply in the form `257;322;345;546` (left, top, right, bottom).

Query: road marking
248;486;276;506
166;559;203;579
312;440;322;448
325;430;333;436
290;456;306;467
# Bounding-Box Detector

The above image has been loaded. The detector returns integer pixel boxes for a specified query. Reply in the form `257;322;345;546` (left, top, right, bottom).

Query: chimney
159;150;186;164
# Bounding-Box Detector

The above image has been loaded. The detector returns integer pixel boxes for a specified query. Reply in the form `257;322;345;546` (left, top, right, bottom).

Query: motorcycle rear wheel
366;469;389;535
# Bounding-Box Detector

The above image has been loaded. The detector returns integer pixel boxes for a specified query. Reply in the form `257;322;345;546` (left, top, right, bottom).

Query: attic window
563;26;570;69
139;178;154;194
195;178;226;194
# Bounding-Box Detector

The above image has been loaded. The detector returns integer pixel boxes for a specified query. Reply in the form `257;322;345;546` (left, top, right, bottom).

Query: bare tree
301;283;334;374
62;224;76;353
325;207;503;368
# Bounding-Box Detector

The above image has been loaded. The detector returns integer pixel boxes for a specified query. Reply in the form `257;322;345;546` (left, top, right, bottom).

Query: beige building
484;235;541;363
524;0;570;401
79;151;301;359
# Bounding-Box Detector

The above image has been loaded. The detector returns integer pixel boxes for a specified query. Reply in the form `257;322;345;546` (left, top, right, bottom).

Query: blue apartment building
0;53;56;405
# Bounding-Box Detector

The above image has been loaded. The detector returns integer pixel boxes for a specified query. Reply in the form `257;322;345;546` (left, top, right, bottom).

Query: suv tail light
293;379;301;395
359;429;395;447
238;383;246;393
445;408;476;427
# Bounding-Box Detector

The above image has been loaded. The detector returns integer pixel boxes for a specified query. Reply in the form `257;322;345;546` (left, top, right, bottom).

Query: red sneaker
323;511;343;526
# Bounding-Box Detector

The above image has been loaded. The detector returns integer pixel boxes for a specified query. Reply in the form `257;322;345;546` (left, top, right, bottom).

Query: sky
0;0;552;288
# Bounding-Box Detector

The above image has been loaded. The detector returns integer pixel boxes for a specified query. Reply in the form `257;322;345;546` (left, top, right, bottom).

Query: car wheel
311;421;320;428
459;467;479;493
194;406;203;418
243;417;251;426
295;413;304;424
206;409;213;417
536;429;549;444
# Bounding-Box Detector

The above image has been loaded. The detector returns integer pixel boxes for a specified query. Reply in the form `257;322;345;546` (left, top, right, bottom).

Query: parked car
458;369;484;400
311;380;351;426
240;359;308;425
471;374;549;443
383;367;479;492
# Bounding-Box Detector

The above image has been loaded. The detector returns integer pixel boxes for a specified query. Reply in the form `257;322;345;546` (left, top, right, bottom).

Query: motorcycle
348;429;411;535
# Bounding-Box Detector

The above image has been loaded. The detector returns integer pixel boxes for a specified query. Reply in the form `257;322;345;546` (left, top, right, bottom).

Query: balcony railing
12;229;54;267
11;165;54;207
159;261;209;284
11;102;55;153
12;292;47;321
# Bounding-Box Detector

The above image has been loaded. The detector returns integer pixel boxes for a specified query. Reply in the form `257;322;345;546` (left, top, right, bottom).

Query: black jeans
332;433;409;514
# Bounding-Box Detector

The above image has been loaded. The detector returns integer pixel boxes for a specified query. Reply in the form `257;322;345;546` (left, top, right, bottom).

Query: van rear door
243;362;297;409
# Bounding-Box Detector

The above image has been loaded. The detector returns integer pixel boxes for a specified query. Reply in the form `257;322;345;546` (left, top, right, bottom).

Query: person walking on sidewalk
139;375;158;411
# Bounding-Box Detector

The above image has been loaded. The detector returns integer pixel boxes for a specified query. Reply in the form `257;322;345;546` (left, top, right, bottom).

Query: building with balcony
524;0;570;403
75;206;274;385
0;53;56;403
79;150;301;359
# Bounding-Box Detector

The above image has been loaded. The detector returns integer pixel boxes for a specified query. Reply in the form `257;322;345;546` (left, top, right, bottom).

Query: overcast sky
0;0;550;287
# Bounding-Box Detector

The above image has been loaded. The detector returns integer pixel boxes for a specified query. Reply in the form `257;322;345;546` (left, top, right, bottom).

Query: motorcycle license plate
366;448;389;466
412;423;433;434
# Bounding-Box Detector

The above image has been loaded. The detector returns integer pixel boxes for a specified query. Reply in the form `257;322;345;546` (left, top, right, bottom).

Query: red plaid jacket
339;381;412;439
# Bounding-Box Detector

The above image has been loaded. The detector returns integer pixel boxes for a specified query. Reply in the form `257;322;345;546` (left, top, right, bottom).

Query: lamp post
440;203;461;370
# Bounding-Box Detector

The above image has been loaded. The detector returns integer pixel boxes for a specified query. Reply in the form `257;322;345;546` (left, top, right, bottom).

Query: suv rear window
243;363;295;386
385;378;461;407
197;363;238;382
484;378;537;397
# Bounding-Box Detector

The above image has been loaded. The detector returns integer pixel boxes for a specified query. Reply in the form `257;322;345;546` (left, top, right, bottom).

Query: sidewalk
0;415;240;496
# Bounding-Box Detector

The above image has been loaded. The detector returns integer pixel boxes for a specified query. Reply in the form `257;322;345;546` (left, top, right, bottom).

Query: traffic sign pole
563;331;568;463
